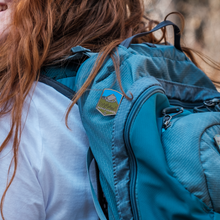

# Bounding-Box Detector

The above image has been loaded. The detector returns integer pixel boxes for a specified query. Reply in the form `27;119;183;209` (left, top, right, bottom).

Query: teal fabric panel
57;77;76;91
162;112;220;211
128;44;216;90
214;212;220;220
130;94;213;220
112;77;165;220
76;54;120;220
41;65;77;80
158;79;220;103
200;124;220;212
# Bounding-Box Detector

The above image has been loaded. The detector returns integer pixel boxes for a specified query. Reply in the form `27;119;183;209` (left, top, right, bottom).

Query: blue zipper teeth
124;86;164;220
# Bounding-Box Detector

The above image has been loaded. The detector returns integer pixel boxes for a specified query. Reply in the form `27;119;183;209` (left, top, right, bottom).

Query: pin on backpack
96;89;123;116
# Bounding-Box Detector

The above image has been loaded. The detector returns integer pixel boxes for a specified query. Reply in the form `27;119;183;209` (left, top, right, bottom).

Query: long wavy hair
0;0;219;219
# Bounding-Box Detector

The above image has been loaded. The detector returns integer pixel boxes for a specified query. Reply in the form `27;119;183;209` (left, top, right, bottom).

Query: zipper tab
204;98;220;107
163;115;172;129
194;98;220;112
162;106;184;129
169;98;220;112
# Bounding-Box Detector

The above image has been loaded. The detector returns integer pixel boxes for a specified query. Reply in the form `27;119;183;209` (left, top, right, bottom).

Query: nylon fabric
41;64;77;80
57;76;76;91
200;124;220;212
76;53;120;219
214;212;220;220
128;44;216;90
130;95;213;220
113;77;164;220
41;62;78;92
162;112;220;210
158;79;220;102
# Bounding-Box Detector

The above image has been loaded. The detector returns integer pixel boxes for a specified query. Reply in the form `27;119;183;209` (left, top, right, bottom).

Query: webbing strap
120;20;182;51
87;148;107;220
39;75;76;100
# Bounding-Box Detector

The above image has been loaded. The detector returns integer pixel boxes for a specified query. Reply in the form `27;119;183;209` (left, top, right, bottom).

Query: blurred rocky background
144;0;220;89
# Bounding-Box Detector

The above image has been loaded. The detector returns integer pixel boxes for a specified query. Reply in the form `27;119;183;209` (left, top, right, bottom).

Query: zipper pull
204;98;220;107
194;98;220;112
163;115;172;129
204;98;220;112
162;106;184;130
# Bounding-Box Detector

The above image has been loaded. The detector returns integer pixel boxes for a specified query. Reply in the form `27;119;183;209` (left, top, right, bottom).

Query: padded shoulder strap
39;74;75;100
39;60;81;100
39;51;91;100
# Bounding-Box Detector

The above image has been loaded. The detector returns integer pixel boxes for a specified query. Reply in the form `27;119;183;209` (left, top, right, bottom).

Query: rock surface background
144;0;220;89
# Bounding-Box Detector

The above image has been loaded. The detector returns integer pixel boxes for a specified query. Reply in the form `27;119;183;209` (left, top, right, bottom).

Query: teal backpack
40;21;220;220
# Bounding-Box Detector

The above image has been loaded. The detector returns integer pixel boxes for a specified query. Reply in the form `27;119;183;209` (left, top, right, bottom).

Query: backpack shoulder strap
39;46;92;99
39;51;90;99
39;74;76;100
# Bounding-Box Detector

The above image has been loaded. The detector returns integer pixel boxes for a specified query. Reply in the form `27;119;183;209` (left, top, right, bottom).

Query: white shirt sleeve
0;82;98;220
0;106;46;220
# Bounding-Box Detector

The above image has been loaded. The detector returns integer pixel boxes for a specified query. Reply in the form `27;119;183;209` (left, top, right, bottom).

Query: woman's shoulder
29;82;97;219
0;81;97;219
22;81;90;171
0;80;89;180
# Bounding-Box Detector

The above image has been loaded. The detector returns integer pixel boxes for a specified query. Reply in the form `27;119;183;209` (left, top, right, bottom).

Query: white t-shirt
0;82;98;220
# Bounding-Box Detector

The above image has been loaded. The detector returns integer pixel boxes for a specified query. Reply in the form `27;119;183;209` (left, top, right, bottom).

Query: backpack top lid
75;42;217;98
75;20;216;95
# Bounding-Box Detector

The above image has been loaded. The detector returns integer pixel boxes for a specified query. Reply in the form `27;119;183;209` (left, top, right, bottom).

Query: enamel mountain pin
96;89;123;116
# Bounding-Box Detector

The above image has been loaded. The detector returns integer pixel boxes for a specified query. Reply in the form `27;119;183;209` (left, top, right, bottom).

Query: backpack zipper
162;106;184;129
163;98;220;129
169;99;203;109
124;85;165;220
169;98;220;112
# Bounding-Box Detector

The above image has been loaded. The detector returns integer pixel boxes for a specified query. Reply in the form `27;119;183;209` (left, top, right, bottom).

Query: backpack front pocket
162;112;220;212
